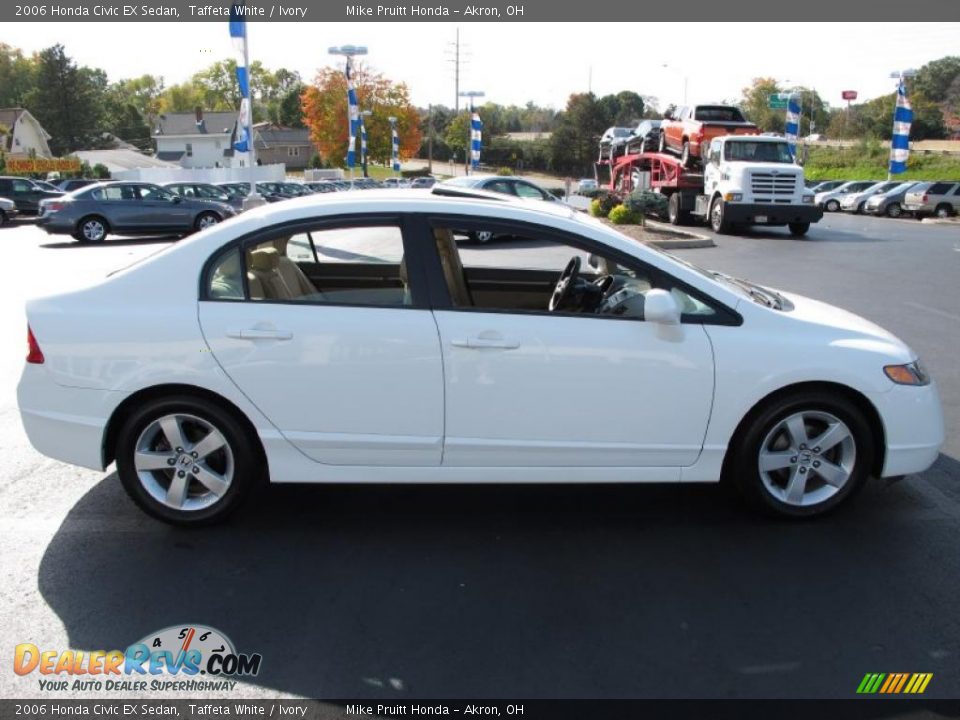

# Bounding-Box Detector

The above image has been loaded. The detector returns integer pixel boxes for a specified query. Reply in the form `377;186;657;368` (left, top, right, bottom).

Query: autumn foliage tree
301;64;421;168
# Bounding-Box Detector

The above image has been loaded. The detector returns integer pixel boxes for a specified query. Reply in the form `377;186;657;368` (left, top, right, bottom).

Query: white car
18;189;944;525
838;181;901;214
577;178;599;193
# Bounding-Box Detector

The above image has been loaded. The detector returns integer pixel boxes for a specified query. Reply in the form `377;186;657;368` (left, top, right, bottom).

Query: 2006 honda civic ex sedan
17;189;944;525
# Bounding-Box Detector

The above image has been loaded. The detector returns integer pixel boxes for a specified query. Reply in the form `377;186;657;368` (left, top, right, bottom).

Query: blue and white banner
229;3;250;153
889;80;913;175
345;57;359;169
391;122;400;172
360;114;367;167
784;94;800;157
470;112;482;169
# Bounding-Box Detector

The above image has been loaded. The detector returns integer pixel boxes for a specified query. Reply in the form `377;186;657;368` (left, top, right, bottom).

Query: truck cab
697;136;822;236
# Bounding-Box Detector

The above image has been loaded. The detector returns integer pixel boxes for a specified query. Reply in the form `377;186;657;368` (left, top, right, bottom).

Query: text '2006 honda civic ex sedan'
18;189;944;525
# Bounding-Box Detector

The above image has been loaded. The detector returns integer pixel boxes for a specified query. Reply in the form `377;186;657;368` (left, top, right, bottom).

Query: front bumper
723;203;823;225
869;381;945;477
2;206;19;219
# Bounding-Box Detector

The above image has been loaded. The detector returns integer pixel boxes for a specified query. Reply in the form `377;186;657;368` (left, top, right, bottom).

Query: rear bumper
723;203;823;225
36;216;74;234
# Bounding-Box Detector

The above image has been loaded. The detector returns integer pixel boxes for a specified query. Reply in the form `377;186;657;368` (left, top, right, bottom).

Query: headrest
248;247;280;272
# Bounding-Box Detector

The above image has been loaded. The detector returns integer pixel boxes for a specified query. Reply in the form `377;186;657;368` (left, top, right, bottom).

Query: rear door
198;215;444;466
138;184;192;230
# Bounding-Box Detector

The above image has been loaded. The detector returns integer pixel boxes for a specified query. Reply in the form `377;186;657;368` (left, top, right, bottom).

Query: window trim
199;213;433;311
415;213;742;327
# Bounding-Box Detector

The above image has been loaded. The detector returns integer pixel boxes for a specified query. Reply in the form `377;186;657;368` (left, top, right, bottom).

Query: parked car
839;181;902;214
815;181;879;212
0;196;19;225
809;180;847;194
659;105;759;167
17;189;944;525
863;182;921;218
36;181;236;242
33;180;62;193
410;177;437;189
217;182;287;203
303;181;339;193
164;182;244;212
56;178;97;193
626;120;662;155
600;126;633;158
577;178;599;193
439;175;563;242
904;181;960;219
280;182;312;197
0;176;64;215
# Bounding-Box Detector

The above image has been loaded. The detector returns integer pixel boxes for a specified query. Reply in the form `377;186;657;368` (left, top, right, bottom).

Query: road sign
768;95;788;109
841;90;858;101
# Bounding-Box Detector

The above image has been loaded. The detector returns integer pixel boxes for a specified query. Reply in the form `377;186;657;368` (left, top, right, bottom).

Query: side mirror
644;289;682;325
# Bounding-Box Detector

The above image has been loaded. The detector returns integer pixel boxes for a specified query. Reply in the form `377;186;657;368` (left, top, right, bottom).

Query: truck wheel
668;193;689;225
825;199;840;212
710;197;730;234
789;222;810;237
885;203;902;218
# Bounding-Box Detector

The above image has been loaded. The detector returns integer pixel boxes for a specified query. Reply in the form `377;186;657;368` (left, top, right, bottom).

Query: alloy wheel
757;410;856;507
133;413;234;511
197;213;220;230
82;219;106;241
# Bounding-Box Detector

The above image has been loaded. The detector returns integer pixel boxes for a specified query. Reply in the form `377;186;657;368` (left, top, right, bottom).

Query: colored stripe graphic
857;672;932;694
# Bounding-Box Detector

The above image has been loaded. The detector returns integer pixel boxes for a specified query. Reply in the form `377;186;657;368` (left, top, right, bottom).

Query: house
0;108;53;159
153;109;239;168
253;123;313;170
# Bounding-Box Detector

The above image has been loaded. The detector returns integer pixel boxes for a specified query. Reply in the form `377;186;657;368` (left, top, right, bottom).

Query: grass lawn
804;144;960;181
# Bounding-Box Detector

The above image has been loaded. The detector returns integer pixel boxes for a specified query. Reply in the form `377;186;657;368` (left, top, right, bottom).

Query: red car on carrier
659;105;759;167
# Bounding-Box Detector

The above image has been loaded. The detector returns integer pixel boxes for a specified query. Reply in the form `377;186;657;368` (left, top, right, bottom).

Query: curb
642;219;715;249
920;217;959;225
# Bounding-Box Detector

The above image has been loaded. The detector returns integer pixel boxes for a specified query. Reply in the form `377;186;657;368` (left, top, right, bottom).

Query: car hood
778;289;913;360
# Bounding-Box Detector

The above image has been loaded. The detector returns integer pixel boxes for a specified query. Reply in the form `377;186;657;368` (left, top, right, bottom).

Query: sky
9;22;960;111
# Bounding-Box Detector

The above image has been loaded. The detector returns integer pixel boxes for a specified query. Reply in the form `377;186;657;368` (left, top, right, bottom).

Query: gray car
163;181;245;212
904;180;960;219
863;181;920;218
37;181;236;243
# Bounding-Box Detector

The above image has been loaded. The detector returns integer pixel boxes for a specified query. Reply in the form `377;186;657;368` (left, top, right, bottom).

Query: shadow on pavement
39;235;182;249
38;459;960;699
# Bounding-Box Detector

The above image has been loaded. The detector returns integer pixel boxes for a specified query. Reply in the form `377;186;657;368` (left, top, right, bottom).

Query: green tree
110;103;151;149
0;44;36;108
550;92;607;174
913;56;960;103
444;112;472;158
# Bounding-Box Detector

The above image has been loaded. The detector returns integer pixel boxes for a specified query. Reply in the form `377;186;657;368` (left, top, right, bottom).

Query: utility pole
427;104;434;174
446;28;469;114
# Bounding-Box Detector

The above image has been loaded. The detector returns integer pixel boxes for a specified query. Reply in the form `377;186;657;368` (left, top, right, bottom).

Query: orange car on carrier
659;105;760;167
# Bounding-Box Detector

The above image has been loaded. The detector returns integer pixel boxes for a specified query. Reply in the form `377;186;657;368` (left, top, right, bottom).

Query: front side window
205;224;412;307
429;221;717;321
513;182;547;200
12;179;33;194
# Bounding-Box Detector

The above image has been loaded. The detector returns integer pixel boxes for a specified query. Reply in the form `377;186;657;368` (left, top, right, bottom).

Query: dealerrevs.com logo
14;625;262;693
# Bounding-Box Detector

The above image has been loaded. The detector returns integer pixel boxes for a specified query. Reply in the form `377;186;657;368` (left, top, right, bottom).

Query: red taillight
46;202;65;213
922;194;929;203
26;326;44;364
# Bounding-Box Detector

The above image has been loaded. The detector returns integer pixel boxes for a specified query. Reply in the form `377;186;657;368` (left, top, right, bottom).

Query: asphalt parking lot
1;211;958;700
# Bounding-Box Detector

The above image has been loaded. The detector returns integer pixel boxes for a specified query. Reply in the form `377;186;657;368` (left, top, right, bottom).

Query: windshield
724;141;793;163
695;106;746;122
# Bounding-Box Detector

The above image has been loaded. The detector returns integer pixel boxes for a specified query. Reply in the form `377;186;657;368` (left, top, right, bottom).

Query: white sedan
18;189;944;525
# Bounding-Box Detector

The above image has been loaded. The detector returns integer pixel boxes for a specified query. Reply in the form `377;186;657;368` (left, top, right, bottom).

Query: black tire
194;211;221;232
788;222;810;237
934;203;953;219
0;210;7;227
728;390;874;518
658;131;667;154
710;197;730;234
469;230;494;244
885;203;902;218
115;395;261;526
77;215;108;243
667;193;689;226
825;199;840;212
680;140;691;168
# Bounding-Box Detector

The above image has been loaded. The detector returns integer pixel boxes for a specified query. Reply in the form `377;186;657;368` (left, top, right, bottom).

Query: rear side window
208;249;244;300
695;106;746;122
928;183;952;194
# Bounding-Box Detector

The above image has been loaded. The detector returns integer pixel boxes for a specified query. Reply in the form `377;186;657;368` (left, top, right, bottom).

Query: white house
0;108;53;158
153;109;240;169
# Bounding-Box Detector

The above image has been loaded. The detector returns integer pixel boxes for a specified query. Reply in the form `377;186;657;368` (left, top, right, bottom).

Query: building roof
154;112;237;137
71;149;181;173
255;128;312;147
0;107;53;151
156;150;187;162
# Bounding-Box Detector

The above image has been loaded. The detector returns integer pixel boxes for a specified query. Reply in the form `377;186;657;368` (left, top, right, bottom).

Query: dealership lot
1;212;958;699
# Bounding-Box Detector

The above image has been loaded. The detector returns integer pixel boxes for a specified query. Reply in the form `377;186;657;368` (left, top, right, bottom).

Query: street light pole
328;44;368;188
459;90;484;175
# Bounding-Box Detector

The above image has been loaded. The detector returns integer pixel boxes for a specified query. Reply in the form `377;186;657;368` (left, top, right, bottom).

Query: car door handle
451;335;521;350
226;327;293;341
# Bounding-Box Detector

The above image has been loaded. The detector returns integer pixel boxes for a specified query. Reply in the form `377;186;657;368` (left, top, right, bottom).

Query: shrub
496;166;513;176
626;189;669;219
548;187;566;199
608;204;640;224
589;191;619;217
92;163;110;179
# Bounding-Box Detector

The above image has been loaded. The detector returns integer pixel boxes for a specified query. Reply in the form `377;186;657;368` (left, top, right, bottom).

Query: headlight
802;195;815;204
724;192;743;202
884;361;931;386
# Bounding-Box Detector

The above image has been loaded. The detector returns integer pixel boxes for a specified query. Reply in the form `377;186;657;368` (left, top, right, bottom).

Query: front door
198;218;444;466
423;217;717;468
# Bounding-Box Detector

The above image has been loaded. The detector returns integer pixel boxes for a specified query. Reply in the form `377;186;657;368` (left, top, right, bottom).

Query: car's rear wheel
935;203;953;219
825;199;840;212
788;222;810;237
729;391;873;518
886;202;902;218
195;212;221;231
116;395;259;526
77;216;108;242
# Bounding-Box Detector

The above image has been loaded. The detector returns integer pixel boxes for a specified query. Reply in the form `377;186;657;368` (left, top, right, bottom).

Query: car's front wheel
825;199;840;212
886;202;902;218
77;216;108;242
658;131;667;154
116;395;260;525
729;391;873;518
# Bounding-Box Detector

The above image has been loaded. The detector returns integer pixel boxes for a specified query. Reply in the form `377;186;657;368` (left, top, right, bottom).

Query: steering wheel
549;256;581;312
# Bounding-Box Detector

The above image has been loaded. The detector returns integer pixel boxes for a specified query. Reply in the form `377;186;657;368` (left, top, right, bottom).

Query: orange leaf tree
301;63;422;168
